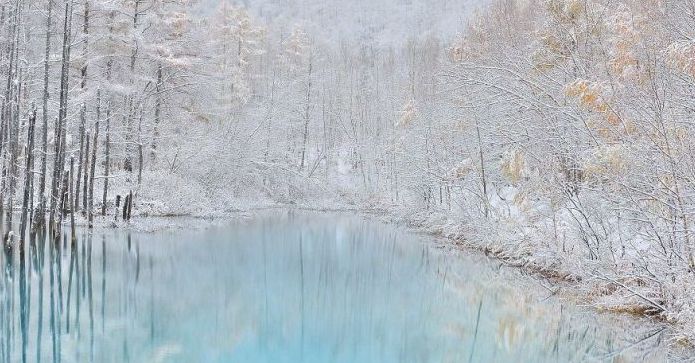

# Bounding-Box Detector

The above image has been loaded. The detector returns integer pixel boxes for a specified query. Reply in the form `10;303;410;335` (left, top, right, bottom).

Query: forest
1;0;695;348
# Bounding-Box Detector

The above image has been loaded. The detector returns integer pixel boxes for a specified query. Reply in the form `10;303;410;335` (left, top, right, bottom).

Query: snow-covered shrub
138;170;210;216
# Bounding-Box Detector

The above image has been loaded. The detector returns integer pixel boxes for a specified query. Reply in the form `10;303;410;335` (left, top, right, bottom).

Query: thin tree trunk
151;63;162;166
75;105;86;213
1;0;21;226
88;91;100;228
36;0;53;228
19;108;36;244
101;103;110;216
127;190;133;221
137;108;143;185
82;131;90;213
122;194;129;221
475;118;488;218
124;0;142;174
69;157;75;244
101;9;115;216
80;0;89;89
18;108;37;360
50;0;74;236
299;52;313;171
75;0;90;209
114;195;120;222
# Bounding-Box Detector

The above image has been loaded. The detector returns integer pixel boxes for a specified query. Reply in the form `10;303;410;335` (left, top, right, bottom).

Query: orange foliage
667;41;695;79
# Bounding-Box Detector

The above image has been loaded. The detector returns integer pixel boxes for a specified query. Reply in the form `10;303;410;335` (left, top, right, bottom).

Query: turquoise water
0;212;675;362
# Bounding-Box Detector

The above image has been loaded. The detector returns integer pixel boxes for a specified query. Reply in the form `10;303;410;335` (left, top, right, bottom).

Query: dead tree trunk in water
48;115;61;232
17;108;35;363
20;108;37;244
50;0;74;236
56;163;69;239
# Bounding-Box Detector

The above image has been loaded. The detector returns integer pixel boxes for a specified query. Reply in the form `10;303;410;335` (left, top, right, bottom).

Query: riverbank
363;205;695;353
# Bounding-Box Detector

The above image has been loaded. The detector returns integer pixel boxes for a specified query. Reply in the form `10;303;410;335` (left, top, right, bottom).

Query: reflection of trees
0;214;680;362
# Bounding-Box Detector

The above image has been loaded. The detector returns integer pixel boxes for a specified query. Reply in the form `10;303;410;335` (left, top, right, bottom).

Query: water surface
0;211;677;362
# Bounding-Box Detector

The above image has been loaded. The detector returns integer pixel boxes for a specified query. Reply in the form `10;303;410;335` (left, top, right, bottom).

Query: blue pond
0;211;674;362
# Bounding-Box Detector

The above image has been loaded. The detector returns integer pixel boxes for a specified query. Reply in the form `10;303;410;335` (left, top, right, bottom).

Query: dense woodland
1;0;695;348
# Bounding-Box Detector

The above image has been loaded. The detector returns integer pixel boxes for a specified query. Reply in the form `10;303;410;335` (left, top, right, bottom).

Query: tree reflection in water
0;212;684;363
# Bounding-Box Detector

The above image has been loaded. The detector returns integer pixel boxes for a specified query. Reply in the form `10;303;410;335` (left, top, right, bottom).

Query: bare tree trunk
127;190;133;221
475;118;488;218
88;91;100;228
124;0;143;174
48;115;60;232
75;105;86;212
137;108;143;185
124;99;134;173
101;103;110;216
69;156;75;244
122;194;129;221
57;160;69;239
36;0;53;229
50;0;74;236
151;63;162;167
80;0;89;89
299;51;313;171
114;195;120;222
101;9;115;216
264;65;276;164
19;108;36;244
82;130;90;213
75;0;89;211
1;0;21;226
17;108;34;363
